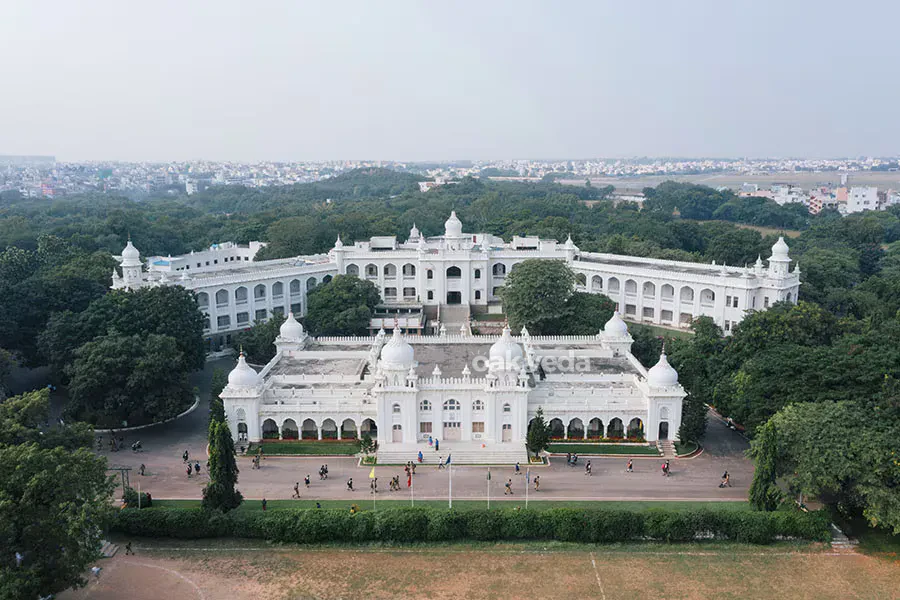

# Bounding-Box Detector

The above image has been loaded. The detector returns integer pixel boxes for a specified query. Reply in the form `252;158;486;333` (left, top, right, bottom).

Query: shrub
122;486;152;509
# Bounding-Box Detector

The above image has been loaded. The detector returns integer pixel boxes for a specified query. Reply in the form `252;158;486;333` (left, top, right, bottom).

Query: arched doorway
261;418;278;439
301;418;317;440
588;418;603;439
446;291;462;304
361;418;377;438
392;424;403;443
658;421;669;440
549;418;565;439
321;418;337;440
341;418;357;439
627;418;644;439
607;418;624;439
567;418;584;439
237;422;248;442
281;418;299;440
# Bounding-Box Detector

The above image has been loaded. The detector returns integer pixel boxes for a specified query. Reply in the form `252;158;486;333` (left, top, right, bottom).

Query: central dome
444;211;463;237
380;327;415;365
121;240;141;266
647;353;679;387
227;352;259;388
771;236;790;259
489;326;524;363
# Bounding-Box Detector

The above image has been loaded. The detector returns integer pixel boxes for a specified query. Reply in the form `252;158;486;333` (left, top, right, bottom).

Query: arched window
427;290;434;300
492;263;506;277
384;264;397;277
215;289;229;306
427;269;433;280
591;275;602;291
235;286;248;303
443;399;460;411
365;264;378;278
290;279;301;295
402;263;416;277
392;403;401;414
661;284;674;300
608;277;620;293
472;399;484;411
474;269;481;279
323;275;332;284
625;279;637;295
197;292;209;308
236;408;246;422
306;278;317;291
345;264;359;277
575;273;587;286
503;403;511;413
419;399;432;411
700;288;715;306
446;266;462;279
680;286;695;303
660;406;670;421
253;284;266;299
642;282;656;298
272;282;284;297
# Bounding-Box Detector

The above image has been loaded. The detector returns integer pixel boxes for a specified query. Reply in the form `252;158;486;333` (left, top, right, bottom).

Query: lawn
61;541;900;600
629;322;694;339
246;440;358;456
149;498;750;512
547;443;660;455
675;440;699;456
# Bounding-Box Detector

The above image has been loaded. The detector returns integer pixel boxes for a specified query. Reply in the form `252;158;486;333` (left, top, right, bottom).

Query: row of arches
197;276;332;309
530;417;646;440
579;275;716;306
346;263;512;281
415;399;510;412
259;417;377;440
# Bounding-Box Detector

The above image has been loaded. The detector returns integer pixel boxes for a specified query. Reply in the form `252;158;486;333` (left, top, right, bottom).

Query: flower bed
246;440;358;456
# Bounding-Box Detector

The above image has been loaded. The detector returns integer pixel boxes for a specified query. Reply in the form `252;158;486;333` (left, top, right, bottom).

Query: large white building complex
219;312;685;463
112;212;801;347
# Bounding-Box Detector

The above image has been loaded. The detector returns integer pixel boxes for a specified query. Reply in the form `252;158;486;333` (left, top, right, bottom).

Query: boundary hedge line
112;507;831;545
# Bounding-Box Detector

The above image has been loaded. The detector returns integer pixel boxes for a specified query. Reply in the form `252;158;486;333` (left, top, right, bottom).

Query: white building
112;212;800;345
845;186;879;214
220;312;685;463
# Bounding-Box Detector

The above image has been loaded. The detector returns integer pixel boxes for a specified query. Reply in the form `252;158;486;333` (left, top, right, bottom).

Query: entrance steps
377;442;528;465
659;440;676;458
99;540;119;558
830;524;858;552
437;304;472;333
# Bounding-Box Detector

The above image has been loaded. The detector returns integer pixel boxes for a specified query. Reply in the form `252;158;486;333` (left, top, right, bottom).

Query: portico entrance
502;423;512;442
443;421;461;440
392;424;403;443
658;421;669;440
446;291;462;304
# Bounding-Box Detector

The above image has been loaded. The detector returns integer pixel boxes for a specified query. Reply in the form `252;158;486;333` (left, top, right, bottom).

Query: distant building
845;186;879;214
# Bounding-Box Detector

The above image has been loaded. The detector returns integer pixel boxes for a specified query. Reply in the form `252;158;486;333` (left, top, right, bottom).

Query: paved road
102;403;753;502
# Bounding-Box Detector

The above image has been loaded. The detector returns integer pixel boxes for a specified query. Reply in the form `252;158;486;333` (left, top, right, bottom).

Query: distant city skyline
2;1;899;162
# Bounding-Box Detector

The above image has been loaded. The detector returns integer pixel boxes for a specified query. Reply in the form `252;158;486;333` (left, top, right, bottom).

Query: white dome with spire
647;353;679;387
489;326;524;362
228;352;259;388
279;312;305;341
121;240;141;267
409;223;421;240
380;327;415;366
771;236;790;260
444;211;463;237
334;235;343;249
603;311;629;337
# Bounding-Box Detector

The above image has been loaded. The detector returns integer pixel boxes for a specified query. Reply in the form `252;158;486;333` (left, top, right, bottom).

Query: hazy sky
1;1;898;162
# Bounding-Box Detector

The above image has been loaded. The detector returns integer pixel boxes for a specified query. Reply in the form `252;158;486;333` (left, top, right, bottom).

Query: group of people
318;464;329;479
565;452;579;465
98;434;127;452
185;460;202;478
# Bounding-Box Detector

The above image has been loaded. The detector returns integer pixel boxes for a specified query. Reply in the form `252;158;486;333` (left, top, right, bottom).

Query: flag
445;454;451;465
368;467;375;479
407;473;412;487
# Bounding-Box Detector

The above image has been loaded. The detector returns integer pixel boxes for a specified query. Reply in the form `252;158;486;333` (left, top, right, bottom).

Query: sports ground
59;540;900;600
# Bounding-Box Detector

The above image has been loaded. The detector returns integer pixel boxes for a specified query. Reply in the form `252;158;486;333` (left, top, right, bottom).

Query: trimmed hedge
112;507;831;545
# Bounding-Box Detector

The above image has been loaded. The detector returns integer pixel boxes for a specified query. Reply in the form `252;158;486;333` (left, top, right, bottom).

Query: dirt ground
58;543;900;600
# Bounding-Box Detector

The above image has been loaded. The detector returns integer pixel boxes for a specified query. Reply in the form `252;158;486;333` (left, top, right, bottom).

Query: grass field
149;498;751;512
547;443;659;455
629;322;694;339
59;540;900;600
246;441;358;455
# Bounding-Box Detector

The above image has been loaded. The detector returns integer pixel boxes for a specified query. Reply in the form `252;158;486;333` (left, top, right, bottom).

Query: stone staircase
99;540;119;558
437;304;472;333
377;443;529;465
659;440;676;458
830;524;858;552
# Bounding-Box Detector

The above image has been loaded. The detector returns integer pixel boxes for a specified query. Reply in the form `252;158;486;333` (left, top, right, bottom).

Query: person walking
411;462;416;475
125;542;134;556
347;478;354;491
194;461;200;475
665;459;671;477
91;566;102;579
262;498;267;511
292;482;300;499
182;450;189;463
186;465;192;478
504;478;513;495
304;474;311;489
533;475;540;492
437;456;445;470
428;435;433;447
626;459;633;473
323;464;329;479
585;460;592;476
566;452;571;465
435;439;439;452
418;450;423;463
515;462;521;476
139;463;145;476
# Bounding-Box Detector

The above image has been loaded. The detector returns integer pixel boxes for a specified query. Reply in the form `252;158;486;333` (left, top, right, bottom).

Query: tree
357;433;376;455
231;313;285;364
0;388;93;450
526;406;551;459
549;292;616;335
209;368;227;424
677;393;709;444
305;274;381;336
748;420;781;511
501;259;575;334
65;333;193;427
202;420;243;512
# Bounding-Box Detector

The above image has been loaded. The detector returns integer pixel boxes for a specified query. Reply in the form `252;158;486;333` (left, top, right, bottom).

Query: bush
111;506;832;545
122;486;152;509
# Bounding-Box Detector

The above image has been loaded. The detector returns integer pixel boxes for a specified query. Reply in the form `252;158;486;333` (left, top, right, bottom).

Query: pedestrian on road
719;471;731;488
370;478;378;494
626;459;633;473
566;452;571;465
428;435;433;447
304;474;311;488
91;566;102;579
125;542;134;555
665;459;671;477
183;450;189;463
411;463;416;475
515;462;521;475
262;498;267;511
324;464;329;478
194;462;200;475
435;439;439;452
438;456;445;470
661;461;669;477
418;450;423;463
186;465;192;478
534;475;540;491
585;461;592;476
504;479;513;495
292;483;300;498
139;463;145;476
347;478;354;491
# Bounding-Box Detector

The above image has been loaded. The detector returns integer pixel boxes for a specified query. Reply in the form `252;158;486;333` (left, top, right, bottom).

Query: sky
1;0;898;162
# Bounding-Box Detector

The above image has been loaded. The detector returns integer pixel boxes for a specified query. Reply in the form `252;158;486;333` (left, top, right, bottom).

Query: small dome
227;352;259;388
444;211;463;237
647;353;679;387
771;236;790;259
121;240;141;266
380;327;415;366
603;311;629;337
279;312;305;341
334;235;343;249
489;326;524;363
409;223;421;240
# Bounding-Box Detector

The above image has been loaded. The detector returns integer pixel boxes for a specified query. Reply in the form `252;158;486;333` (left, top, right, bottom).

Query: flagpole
487;468;490;510
525;468;529;510
448;459;452;509
411;469;414;507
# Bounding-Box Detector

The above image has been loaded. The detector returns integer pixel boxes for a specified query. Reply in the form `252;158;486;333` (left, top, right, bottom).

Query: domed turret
334;235;343;249
227;352;259;388
120;240;141;267
444;211;463;237
647;352;678;387
771;236;790;260
408;223;421;241
489;326;524;366
767;236;792;278
603;311;629;337
279;312;305;341
380;327;415;366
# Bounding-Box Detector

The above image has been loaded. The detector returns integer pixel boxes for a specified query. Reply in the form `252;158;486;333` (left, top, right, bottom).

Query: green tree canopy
526;406;551;459
231;313;285;364
501;259;575;334
202;420;243;512
305;274;380;335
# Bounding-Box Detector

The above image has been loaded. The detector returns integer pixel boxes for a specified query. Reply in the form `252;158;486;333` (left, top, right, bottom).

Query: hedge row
112;507;831;545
